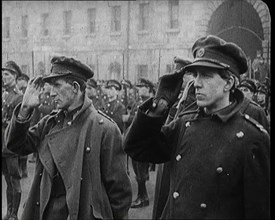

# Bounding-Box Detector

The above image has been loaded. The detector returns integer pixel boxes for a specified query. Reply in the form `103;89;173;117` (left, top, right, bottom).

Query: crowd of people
2;34;270;220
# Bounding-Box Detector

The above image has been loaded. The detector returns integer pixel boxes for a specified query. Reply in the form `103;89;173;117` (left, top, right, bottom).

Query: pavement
2;156;157;220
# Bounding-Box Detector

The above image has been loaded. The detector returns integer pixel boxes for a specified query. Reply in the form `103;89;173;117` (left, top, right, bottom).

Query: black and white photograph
2;1;270;219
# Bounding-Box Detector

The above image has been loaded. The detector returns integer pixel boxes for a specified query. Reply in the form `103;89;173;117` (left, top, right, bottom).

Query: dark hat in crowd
105;79;122;91
121;79;133;89
238;79;257;93
185;35;248;76
136;78;155;90
17;73;30;82
43;56;94;83
173;56;192;70
2;60;22;77
87;78;98;88
257;83;267;94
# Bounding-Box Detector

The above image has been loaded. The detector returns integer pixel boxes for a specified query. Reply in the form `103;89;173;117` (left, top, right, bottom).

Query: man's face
85;85;97;98
49;78;76;110
257;92;266;104
137;86;149;97
2;70;17;87
107;86;118;99
192;67;230;112
239;86;254;100
17;79;28;93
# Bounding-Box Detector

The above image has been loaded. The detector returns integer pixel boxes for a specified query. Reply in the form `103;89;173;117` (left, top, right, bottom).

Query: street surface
2;156;157;220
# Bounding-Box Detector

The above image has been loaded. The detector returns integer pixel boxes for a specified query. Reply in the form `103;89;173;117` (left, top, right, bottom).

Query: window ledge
86;33;96;38
3;38;11;42
62;34;71;39
110;32;121;37
137;30;149;35
41;35;50;39
166;28;180;33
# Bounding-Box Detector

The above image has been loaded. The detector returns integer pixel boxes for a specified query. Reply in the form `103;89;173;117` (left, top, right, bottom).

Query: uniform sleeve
101;124;132;219
243;132;270;219
5;103;46;156
123;98;181;163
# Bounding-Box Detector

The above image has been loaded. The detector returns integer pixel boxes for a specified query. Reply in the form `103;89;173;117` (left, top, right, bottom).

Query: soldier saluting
2;61;24;220
124;35;270;219
5;56;132;220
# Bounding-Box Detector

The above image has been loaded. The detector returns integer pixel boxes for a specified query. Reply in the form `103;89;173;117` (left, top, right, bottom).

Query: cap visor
185;61;225;71
42;74;62;83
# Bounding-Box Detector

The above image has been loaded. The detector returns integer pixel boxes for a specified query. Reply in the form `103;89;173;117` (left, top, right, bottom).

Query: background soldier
86;78;106;110
2;61;24;220
124;78;155;208
104;79;126;133
16;73;30;178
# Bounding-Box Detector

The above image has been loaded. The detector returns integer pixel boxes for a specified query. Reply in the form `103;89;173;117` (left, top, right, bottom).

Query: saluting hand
19;76;45;117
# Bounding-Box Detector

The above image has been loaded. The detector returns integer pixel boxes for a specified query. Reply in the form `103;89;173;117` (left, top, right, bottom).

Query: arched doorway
207;0;264;63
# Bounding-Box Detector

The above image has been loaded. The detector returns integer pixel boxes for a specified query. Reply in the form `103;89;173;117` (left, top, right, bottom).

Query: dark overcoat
6;95;132;220
123;90;270;219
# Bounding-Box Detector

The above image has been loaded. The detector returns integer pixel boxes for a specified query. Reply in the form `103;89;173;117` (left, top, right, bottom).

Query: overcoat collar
195;88;244;123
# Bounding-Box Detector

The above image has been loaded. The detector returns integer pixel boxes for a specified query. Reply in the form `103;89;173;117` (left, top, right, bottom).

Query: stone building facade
2;0;271;83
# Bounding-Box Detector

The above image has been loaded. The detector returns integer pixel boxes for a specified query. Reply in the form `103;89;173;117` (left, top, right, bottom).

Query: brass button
200;203;207;208
173;192;179;199
176;154;182;161
86;147;91;152
216;167;223;174
236;131;244;138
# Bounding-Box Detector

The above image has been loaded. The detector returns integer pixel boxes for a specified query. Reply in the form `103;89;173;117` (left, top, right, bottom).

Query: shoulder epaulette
97;110;115;124
249;100;261;108
243;114;268;134
177;109;197;119
49;109;59;115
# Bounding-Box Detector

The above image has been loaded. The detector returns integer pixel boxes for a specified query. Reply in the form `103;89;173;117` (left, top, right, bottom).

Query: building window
169;0;179;29
41;13;49;36
3;17;10;39
137;65;148;79
111;6;121;32
63;10;72;35
139;3;149;31
88;8;96;33
22;15;28;37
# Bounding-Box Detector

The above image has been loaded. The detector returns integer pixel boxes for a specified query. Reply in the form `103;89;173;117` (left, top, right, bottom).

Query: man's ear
224;76;235;92
72;81;80;93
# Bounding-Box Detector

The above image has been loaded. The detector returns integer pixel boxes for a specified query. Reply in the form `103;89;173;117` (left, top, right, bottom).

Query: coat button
176;154;182;161
86;147;91;152
36;202;40;206
99;119;104;124
185;121;190;127
39;173;42;176
173;192;179;199
216;167;223;174
200;203;207;208
236;131;244;138
67;121;72;125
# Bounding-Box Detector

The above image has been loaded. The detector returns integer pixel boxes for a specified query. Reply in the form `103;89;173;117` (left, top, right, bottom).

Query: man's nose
50;87;56;96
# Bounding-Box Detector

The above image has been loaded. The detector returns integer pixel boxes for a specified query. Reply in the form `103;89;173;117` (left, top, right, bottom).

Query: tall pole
96;54;99;79
32;50;35;77
158;49;161;79
125;1;130;80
